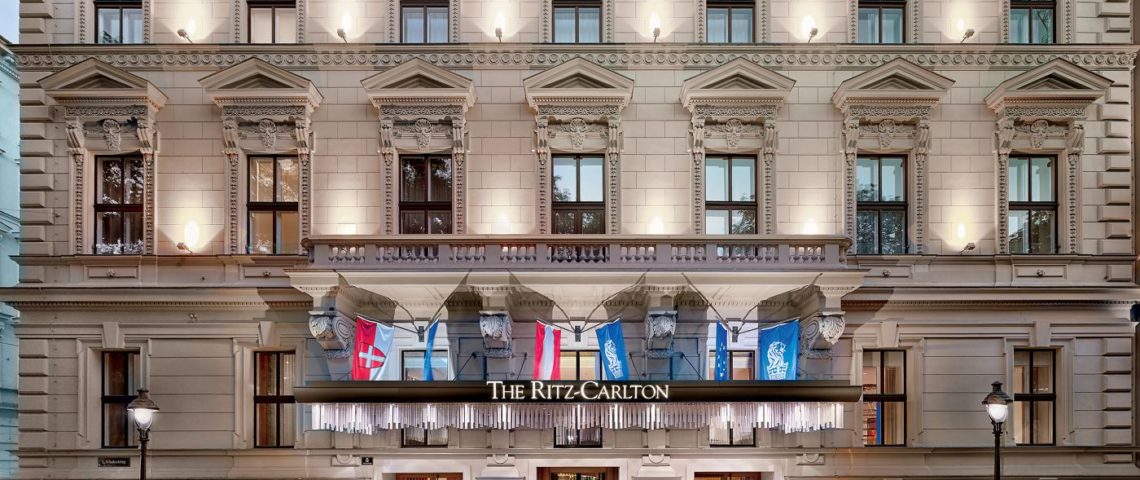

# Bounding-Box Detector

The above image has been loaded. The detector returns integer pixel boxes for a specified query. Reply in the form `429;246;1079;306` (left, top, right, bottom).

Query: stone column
380;117;398;235
1064;122;1084;254
842;115;860;252
605;115;622;234
995;116;1015;254
534;117;551;234
912;119;930;254
66;117;86;254
690;116;706;233
222;117;242;254
762;118;778;234
452;118;468;234
295;118;313;252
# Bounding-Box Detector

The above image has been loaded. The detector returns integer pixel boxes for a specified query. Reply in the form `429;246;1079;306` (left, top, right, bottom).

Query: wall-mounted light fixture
807;27;819;43
177;220;200;254
960;28;975;43
650;13;662;42
337;28;348;43
801;16;817;42
177;29;193;43
495;12;506;42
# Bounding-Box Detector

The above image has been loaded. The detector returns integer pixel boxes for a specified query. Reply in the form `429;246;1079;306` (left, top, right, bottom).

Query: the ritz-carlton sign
487;380;670;401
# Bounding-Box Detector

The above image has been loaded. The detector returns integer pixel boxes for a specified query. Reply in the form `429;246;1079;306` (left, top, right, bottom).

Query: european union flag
758;320;799;381
595;319;629;380
713;323;729;381
423;320;440;381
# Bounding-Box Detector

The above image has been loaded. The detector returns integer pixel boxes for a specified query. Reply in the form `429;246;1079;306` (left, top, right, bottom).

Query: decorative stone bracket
308;310;355;359
645;309;677;358
480;311;513;358
799;314;846;359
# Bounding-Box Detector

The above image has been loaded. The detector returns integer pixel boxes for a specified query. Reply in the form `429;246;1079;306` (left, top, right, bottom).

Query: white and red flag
533;322;562;380
352;317;395;381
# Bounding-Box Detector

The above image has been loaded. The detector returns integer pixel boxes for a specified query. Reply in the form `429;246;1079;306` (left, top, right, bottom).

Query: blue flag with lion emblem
595;319;630;380
758;320;799;380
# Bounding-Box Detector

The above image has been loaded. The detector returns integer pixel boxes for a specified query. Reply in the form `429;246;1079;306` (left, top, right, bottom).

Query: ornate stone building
3;0;1139;479
0;37;19;479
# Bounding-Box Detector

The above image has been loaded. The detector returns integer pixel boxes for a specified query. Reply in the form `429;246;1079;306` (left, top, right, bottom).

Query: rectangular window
862;350;905;446
553;156;605;234
1013;349;1055;445
254;351;296;448
705;156;757;235
556;351;602;447
1007;155;1056;254
400;156;453;234
95;0;143;44
249;1;298;43
553;0;602;43
706;0;754;43
855;155;907;255
248;156;300;254
94;156;145;255
1010;0;1055;44
857;0;906;44
707;350;755;380
102;351;139;448
403;0;449;43
401;349;449;381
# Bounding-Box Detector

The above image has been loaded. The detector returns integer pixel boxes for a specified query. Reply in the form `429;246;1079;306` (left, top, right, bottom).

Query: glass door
540;467;619;480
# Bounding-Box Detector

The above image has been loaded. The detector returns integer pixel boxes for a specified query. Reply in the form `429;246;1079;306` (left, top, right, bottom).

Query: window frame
247;155;300;254
401;0;450;44
1009;0;1056;44
707;349;755;380
861;349;907;447
857;0;907;44
94;155;145;254
704;155;758;235
552;0;603;43
247;0;298;44
1006;154;1058;254
855;155;908;255
400;349;449;447
555;350;602;448
101;350;139;448
94;0;143;44
705;0;755;43
1013;348;1056;446
552;155;606;235
399;155;454;235
253;350;296;448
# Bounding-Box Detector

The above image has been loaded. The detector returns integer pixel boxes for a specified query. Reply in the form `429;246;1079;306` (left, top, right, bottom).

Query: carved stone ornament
257;118;278;150
799;314;845;359
1015;119;1066;149
413;118;433;149
101;119;122;151
479;311;514;358
308;311;356;358
645;310;677;358
876;119;897;148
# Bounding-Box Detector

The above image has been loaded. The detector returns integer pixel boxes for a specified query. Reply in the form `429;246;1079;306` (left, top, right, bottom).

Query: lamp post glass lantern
127;388;159;480
982;381;1012;480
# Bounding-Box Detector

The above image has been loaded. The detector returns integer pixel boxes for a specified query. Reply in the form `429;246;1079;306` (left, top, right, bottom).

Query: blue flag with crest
714;323;729;381
758;320;799;380
595;319;630;380
423;320;440;381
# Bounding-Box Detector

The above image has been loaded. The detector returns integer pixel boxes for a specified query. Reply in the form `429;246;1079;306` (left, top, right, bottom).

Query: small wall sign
361;457;374;466
98;457;130;467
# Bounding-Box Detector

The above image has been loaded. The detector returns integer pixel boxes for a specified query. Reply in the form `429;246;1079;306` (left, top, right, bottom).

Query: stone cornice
0;286;312;311
13;44;1137;72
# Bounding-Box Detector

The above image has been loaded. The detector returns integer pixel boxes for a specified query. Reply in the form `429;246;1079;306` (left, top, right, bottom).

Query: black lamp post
982;381;1012;480
127;388;159;480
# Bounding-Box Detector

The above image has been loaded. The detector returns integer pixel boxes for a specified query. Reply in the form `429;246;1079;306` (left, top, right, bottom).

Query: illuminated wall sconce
650;13;662;42
177;220;200;254
337;28;348;43
802;16;817;42
495;12;506;42
955;222;976;254
339;12;351;42
178;18;196;43
960;28;975;43
177;29;193;43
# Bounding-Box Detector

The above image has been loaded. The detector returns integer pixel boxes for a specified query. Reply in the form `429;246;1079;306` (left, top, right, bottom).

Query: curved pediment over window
831;58;954;117
40;58;167;110
679;58;796;113
199;58;323;111
523;57;634;112
360;58;476;113
984;59;1111;118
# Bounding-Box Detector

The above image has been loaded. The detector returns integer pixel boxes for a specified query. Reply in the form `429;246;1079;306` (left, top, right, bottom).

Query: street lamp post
982;381;1012;480
127;388;159;480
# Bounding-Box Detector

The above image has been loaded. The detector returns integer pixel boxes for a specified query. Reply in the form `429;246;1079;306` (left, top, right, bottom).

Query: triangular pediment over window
361;58;476;110
984;59;1111;113
524;57;634;110
199;58;323;109
40;58;168;109
831;58;954;112
680;58;795;111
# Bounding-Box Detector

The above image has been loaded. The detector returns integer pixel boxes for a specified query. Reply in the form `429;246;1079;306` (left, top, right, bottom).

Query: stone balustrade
305;235;851;271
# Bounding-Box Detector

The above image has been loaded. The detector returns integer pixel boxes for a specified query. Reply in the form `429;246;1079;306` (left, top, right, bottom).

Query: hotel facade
4;0;1140;479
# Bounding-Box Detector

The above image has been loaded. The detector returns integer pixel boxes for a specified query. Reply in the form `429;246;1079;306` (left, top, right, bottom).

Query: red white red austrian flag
533;322;561;380
352;317;396;381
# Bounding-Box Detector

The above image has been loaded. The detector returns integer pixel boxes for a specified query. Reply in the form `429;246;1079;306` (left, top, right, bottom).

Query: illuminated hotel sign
487;380;669;401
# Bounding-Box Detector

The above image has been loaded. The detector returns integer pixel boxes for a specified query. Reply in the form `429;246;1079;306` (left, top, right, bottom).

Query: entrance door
695;473;764;480
539;467;619;480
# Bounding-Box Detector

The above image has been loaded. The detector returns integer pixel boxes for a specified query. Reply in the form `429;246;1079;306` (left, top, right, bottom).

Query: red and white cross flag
352;317;395;381
533;322;561;380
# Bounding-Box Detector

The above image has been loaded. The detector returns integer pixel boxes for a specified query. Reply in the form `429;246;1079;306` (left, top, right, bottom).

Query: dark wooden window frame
707;349;755;380
101;350;139;448
254;351;296;448
247;0;297;44
552;155;605;234
1007;154;1058;254
555;350;602;448
401;0;450;44
705;155;758;235
552;0;603;43
1010;0;1056;44
857;0;907;44
705;0;755;43
856;155;908;255
862;349;906;447
399;155;453;235
94;0;142;44
247;155;299;254
94;155;144;254
1014;348;1056;446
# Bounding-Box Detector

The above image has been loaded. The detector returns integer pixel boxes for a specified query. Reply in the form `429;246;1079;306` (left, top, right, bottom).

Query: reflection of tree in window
247;156;300;254
1007;156;1056;254
1010;0;1055;44
705;156;756;235
95;0;143;44
95;156;145;254
552;156;605;234
855;156;906;254
1013;349;1055;445
400;156;453;234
